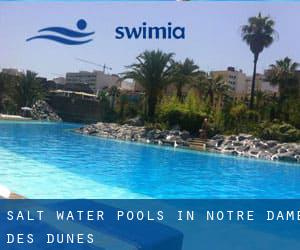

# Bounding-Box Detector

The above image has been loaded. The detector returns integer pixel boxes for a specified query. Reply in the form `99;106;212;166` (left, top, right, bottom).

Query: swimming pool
0;121;299;198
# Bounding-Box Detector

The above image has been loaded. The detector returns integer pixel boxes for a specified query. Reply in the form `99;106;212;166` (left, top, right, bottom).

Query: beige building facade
65;70;120;92
211;67;248;98
211;67;278;99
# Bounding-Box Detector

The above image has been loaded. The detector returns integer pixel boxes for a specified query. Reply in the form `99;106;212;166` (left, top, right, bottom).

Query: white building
120;80;143;92
245;74;278;96
1;68;24;76
53;77;66;85
65;70;120;92
211;67;278;99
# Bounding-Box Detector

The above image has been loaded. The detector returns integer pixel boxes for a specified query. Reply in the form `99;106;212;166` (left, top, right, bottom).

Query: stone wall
207;134;300;163
75;123;300;164
75;122;191;147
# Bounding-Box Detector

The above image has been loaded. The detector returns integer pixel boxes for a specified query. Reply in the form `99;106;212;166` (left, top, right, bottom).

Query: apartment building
1;68;24;76
53;77;66;85
245;73;278;96
65;70;121;92
212;67;278;99
211;67;248;98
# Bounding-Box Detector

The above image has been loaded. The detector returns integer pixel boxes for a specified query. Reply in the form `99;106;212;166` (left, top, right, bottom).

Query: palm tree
255;90;268;109
16;71;44;107
191;71;207;100
267;57;299;100
267;57;299;121
108;85;120;110
205;74;229;109
172;58;199;101
241;13;276;109
122;50;174;119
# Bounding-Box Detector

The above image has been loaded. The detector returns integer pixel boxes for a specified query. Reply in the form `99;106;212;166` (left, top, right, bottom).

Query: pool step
189;138;207;150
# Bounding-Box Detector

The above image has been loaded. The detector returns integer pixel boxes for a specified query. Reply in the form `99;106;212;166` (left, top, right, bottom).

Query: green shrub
287;99;300;129
157;95;207;133
185;90;202;113
159;109;206;133
228;103;260;133
209;109;225;135
258;122;300;142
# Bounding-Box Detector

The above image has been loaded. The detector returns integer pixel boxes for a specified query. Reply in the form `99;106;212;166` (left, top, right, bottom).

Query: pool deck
0;114;32;121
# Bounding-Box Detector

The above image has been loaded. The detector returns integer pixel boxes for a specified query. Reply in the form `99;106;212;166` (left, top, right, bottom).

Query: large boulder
277;152;298;162
237;134;254;141
180;131;191;140
125;116;144;126
211;134;225;140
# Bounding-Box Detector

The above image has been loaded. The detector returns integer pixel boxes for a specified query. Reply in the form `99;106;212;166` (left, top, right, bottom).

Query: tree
0;73;15;112
267;57;299;100
0;73;23;113
205;74;229;109
267;57;299;122
16;71;44;107
119;93;129;120
241;13;276;109
0;73;7;112
191;71;208;100
108;85;120;110
172;58;199;101
97;89;109;103
122;50;174;119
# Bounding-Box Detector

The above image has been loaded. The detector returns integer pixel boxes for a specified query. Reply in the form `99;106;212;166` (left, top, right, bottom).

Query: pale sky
0;2;300;79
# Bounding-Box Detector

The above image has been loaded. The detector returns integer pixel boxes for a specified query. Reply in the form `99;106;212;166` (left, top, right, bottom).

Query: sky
0;2;300;79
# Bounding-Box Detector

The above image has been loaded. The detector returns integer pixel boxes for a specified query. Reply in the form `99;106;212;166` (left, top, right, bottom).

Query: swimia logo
26;19;95;45
115;22;185;40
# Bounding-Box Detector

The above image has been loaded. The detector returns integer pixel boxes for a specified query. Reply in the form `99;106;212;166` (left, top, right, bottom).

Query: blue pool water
0;121;299;198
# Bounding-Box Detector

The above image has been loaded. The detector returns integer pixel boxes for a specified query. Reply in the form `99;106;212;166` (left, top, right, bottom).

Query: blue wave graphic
26;35;93;45
38;27;94;38
26;19;94;45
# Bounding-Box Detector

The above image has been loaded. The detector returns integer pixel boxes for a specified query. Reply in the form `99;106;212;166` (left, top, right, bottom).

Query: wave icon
26;19;94;45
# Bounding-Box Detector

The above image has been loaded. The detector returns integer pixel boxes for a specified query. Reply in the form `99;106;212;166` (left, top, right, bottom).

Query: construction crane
75;58;112;74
